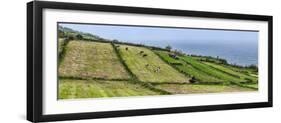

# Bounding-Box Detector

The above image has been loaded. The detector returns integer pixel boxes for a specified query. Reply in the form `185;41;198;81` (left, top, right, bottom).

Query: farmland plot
155;51;224;83
180;56;245;83
59;41;130;79
59;79;161;99
203;62;258;83
154;83;256;94
117;45;190;83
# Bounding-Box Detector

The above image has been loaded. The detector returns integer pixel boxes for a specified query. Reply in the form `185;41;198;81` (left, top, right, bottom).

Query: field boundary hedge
111;43;139;80
203;62;242;79
58;38;70;66
152;50;192;80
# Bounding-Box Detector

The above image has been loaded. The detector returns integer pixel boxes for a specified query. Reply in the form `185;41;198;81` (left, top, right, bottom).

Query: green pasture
203;62;258;83
154;83;256;94
180;55;245;83
57;39;258;99
155;51;223;83
59;41;130;80
116;45;190;83
59;79;161;99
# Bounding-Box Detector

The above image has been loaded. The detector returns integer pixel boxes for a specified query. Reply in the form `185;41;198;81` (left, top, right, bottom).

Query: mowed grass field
155;51;258;88
203;62;258;82
155;51;223;83
59;79;161;99
58;40;258;99
180;55;246;83
223;65;258;78
116;45;190;83
59;41;130;80
154;83;256;94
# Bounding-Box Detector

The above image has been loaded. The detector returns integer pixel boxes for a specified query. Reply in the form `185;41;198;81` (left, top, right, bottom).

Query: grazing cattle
139;51;144;54
125;47;128;50
169;53;178;59
143;54;147;57
155;66;161;73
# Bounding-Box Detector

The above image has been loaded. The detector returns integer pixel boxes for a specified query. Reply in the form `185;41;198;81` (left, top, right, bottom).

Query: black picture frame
27;1;273;122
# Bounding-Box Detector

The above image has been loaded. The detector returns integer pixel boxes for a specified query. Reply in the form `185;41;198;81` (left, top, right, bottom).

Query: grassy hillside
59;79;161;99
180;55;246;83
59;26;102;41
58;27;258;99
116;45;190;83
155;51;258;89
203;62;258;82
155;51;223;83
59;41;130;80
154;83;256;94
223;65;258;78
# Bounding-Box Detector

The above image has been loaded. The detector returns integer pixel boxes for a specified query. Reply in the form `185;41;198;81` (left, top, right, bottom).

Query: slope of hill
59;41;130;80
59;25;104;40
155;51;224;83
116;45;190;83
58;27;258;99
59;79;162;99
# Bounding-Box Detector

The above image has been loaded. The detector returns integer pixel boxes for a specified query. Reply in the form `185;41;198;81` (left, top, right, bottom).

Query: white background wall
0;0;280;122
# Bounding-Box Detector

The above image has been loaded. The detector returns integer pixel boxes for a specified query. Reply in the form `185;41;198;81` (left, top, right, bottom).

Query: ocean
125;40;258;66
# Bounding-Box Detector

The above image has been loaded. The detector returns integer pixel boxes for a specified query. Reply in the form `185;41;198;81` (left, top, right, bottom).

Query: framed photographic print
27;1;273;122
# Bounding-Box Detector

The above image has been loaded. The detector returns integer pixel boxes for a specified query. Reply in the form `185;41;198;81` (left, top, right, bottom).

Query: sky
59;23;258;45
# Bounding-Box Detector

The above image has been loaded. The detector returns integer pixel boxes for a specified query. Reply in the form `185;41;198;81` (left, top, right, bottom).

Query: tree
248;64;258;72
67;35;74;40
112;39;119;42
165;45;172;51
76;34;83;40
58;30;65;38
220;59;227;64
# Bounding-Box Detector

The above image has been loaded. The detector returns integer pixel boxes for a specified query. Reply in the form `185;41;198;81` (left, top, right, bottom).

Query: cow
143;54;147;57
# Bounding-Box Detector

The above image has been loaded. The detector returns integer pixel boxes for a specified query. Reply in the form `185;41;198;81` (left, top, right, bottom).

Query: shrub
247;64;258;72
75;34;83;40
58;30;65;38
190;76;197;83
112;39;119;42
170;63;182;65
245;78;253;83
165;45;172;51
173;49;186;56
67;35;74;40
